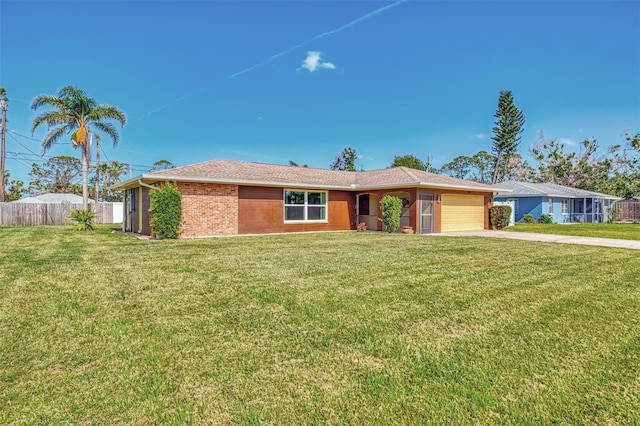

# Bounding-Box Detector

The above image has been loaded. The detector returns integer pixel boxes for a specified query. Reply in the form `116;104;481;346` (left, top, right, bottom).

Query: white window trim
283;189;328;223
548;198;554;214
561;199;569;215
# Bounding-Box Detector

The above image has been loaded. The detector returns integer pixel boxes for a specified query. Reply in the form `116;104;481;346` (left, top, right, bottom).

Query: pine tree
330;147;357;171
491;91;525;184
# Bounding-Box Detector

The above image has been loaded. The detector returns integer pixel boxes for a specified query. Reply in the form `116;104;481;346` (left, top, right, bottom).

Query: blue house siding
494;196;541;222
493;182;619;224
548;198;570;223
495;196;574;223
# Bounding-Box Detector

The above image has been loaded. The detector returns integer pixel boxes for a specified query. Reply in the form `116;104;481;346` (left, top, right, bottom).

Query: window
129;189;136;212
284;190;327;222
562;199;569;214
548;198;553;214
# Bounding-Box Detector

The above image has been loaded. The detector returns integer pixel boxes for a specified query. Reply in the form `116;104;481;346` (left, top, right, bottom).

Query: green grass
1;225;639;424
507;222;640;240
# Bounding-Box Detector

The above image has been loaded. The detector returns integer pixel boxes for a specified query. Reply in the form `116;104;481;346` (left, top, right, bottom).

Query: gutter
114;175;501;194
138;180;157;190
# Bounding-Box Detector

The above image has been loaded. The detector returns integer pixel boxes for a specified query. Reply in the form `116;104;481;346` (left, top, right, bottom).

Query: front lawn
507;222;640;240
1;226;639;424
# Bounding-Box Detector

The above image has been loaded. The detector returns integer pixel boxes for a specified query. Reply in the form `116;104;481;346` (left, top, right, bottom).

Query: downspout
138;180;157;190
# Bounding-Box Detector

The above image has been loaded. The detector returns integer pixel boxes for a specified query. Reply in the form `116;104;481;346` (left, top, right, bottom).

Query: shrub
523;213;535;223
538;213;553;224
490;205;512;230
356;222;367;232
379;195;403;233
149;183;182;239
68;207;96;231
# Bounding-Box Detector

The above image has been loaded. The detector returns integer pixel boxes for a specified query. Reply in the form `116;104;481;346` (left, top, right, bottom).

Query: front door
420;194;434;234
357;194;378;231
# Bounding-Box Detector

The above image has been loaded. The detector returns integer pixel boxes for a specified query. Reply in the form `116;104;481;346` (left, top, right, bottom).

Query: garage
441;194;485;231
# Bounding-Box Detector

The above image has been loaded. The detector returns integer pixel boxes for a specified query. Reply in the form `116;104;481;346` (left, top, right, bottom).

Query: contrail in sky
134;0;409;122
226;0;409;79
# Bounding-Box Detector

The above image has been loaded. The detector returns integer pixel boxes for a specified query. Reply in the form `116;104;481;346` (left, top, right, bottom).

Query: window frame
548;198;554;214
283;189;328;223
561;199;569;214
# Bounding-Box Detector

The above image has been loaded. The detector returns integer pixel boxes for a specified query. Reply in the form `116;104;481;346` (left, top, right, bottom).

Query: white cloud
558;138;578;147
301;51;336;72
473;133;489;140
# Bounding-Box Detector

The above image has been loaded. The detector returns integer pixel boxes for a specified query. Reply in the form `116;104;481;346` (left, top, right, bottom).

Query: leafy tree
90;160;129;201
604;131;640;198
28;156;82;195
468;150;495;184
289;160;309;168
440;155;472;180
491;91;526;184
502;153;536;182
330;147;357;171
31;86;126;209
390;154;427;171
149;159;175;172
530;135;612;191
6;179;27;202
3;170;27;202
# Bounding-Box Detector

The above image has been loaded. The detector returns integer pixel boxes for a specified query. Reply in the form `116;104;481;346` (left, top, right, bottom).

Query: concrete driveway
440;230;640;250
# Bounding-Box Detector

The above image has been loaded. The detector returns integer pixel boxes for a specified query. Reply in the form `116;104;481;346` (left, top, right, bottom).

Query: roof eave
113;175;502;193
112;175;355;191
354;181;498;192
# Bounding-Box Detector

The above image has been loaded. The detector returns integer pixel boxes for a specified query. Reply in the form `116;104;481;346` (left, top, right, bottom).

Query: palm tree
31;86;126;209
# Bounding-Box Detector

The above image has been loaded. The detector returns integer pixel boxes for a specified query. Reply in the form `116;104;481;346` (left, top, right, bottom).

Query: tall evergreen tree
491;91;525;184
330;147;357;171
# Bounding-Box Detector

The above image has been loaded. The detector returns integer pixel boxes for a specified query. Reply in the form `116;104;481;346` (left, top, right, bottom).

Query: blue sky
1;0;639;183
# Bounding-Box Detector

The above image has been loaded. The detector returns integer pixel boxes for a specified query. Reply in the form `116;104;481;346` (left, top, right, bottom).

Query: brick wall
178;182;238;237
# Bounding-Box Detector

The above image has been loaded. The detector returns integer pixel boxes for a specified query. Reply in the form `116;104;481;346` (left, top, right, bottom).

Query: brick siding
178;182;238;237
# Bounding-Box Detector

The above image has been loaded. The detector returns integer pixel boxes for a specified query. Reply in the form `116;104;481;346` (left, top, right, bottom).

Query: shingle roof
148;159;354;187
114;159;497;192
493;181;620;200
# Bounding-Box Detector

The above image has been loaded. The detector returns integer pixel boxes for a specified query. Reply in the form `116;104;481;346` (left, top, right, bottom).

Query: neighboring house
11;193;94;204
493;181;621;223
113;159;504;237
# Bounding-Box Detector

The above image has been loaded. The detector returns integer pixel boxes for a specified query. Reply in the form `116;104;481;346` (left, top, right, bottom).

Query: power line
100;145;111;163
8;128;138;169
7;131;44;158
5;148;154;170
7;129;45;143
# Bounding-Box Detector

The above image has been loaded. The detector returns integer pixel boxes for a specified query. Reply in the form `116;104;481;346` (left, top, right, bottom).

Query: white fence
0;202;122;226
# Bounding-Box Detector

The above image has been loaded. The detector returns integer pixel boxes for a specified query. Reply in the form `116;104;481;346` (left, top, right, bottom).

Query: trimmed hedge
380;195;403;233
149;183;182;239
490;205;512;230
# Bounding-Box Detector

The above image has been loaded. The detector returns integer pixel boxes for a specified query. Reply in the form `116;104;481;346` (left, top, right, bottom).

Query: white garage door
441;194;485;232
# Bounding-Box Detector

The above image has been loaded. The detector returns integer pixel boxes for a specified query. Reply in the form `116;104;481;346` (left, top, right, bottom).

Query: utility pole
94;134;101;202
0;91;8;203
